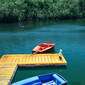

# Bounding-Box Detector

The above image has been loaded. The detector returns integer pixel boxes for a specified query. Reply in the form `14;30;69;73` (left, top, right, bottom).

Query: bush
0;0;85;22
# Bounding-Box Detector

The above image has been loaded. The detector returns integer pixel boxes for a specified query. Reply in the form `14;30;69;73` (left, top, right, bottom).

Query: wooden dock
0;54;67;85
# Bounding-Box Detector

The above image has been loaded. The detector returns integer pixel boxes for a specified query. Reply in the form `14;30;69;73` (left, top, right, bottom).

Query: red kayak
32;42;55;54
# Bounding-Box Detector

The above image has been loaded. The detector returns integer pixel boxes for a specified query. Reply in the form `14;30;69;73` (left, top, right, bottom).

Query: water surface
0;20;85;85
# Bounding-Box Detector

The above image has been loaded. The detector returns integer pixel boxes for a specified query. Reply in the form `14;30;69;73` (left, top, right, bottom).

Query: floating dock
0;54;67;85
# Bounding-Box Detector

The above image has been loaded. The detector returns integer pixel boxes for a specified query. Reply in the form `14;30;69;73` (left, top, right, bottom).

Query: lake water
0;20;85;85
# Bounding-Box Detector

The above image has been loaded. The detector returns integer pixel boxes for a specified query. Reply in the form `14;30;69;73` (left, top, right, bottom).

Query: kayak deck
0;54;67;85
12;73;67;85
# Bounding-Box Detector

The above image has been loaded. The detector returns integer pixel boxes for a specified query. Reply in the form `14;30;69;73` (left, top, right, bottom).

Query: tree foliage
0;0;85;22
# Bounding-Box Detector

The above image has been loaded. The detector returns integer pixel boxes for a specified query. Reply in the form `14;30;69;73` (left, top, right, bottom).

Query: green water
0;20;85;85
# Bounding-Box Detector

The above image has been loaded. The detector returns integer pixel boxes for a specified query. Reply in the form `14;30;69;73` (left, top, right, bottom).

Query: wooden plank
0;80;9;85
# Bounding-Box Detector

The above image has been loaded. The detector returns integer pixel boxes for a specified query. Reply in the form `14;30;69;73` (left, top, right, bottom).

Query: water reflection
0;19;85;32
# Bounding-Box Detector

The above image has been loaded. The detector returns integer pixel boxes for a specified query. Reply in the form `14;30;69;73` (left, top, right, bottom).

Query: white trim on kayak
12;76;39;85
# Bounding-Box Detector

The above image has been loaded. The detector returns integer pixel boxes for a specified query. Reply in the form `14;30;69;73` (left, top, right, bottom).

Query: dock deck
0;54;67;85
